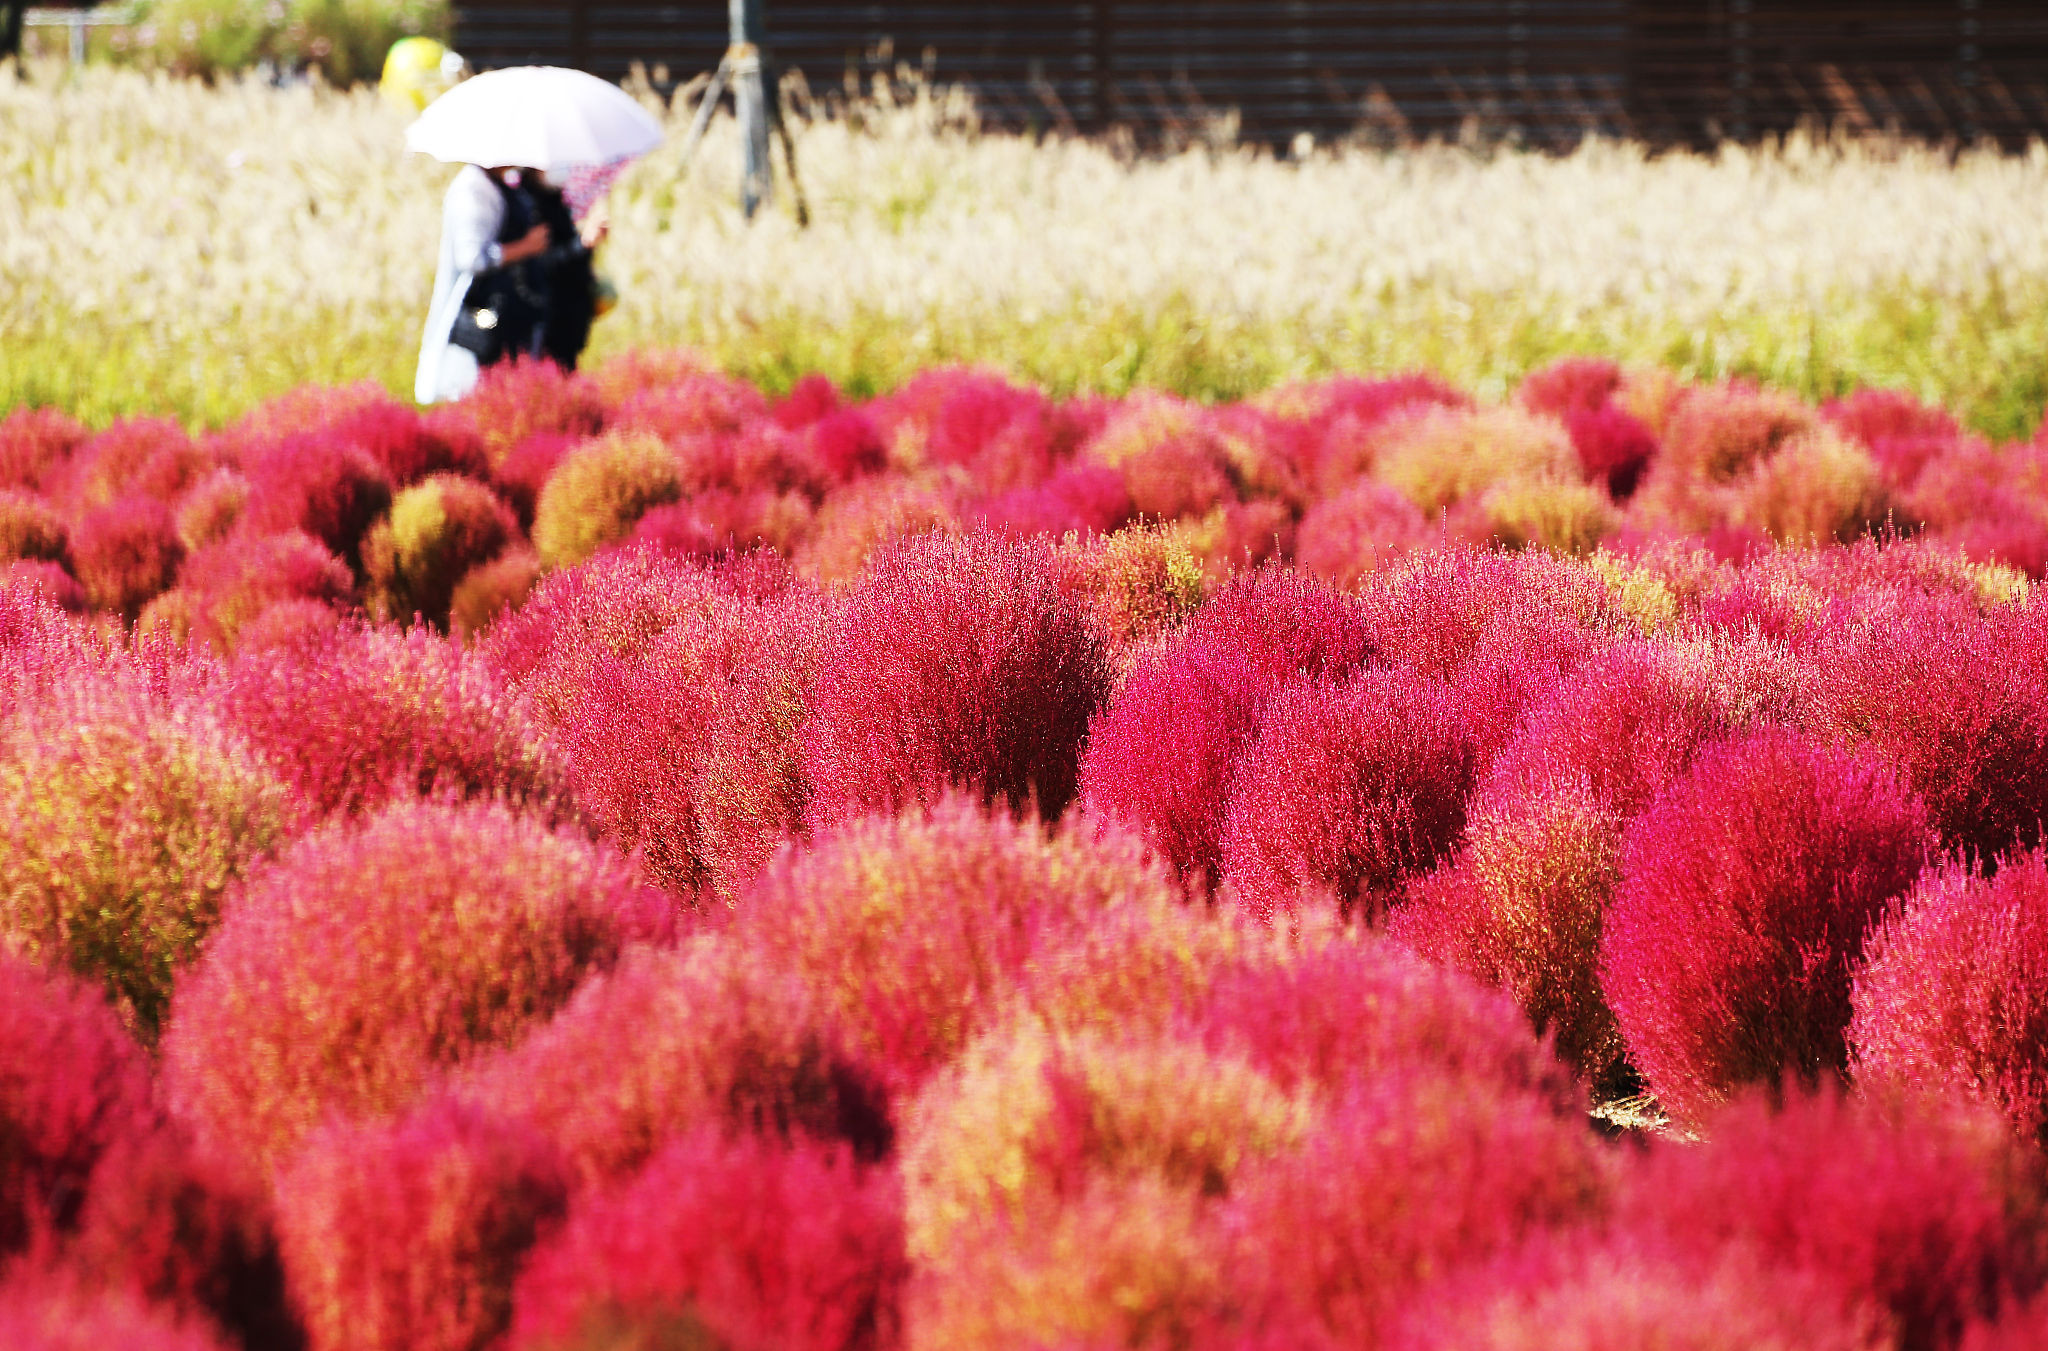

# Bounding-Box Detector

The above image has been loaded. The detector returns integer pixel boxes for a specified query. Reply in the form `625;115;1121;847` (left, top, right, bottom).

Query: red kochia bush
774;371;843;428
1218;667;1472;922
804;407;889;481
1293;479;1431;588
1620;1088;2036;1351
1599;727;1934;1122
1357;549;1618;772
0;952;155;1256
480;545;786;727
0;407;88;492
1480;637;1734;819
492;431;579;530
1387;781;1628;1082
509;1129;907;1351
1823;386;1962;450
803;531;1112;827
163;529;353;651
1515;355;1623;419
53;418;209;511
274;1099;571;1351
71;495;185;617
1077;644;1271;884
219;620;572;819
430;356;607;466
1191;938;1582;1109
559;584;821;900
1563;404;1658;498
1180;566;1378;687
1851;850;2048;1142
160;799;671;1173
237;434;393;562
73;1127;296;1351
1813;599;2048;864
328;397;491;487
1078;569;1377;883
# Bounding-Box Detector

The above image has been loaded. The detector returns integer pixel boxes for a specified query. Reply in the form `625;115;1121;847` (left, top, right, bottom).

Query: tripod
677;38;810;227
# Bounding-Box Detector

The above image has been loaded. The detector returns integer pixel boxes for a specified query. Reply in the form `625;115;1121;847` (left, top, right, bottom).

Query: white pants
430;346;481;404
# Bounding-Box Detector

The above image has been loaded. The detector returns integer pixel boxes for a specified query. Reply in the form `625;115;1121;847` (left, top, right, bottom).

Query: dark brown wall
451;2;2048;148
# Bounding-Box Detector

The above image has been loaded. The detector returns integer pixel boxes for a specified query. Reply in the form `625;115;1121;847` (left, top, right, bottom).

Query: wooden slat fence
451;2;2048;149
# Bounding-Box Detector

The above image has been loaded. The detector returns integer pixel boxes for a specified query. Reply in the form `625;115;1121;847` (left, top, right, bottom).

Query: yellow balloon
381;38;461;113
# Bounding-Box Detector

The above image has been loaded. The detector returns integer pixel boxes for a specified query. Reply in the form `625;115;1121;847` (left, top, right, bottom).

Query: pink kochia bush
71;495;185;618
72;1126;298;1351
1599;727;1935;1122
0;1273;232;1351
509;1129;907;1351
236;433;393;563
1381;1239;1887;1351
1218;666;1473;922
274;1098;571;1351
160;799;671;1173
1851;849;2048;1143
1388;639;1742;1081
456;939;894;1190
1078;568;1374;884
1190;939;1584;1110
803;531;1112;827
217;620;573;820
1220;1070;1609;1346
1619;1088;2040;1351
1814;600;2048;864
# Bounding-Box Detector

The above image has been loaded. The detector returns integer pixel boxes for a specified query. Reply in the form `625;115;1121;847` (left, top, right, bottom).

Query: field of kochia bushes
9;350;2048;1349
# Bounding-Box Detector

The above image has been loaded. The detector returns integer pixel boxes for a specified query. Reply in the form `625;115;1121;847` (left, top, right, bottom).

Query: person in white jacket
414;164;553;405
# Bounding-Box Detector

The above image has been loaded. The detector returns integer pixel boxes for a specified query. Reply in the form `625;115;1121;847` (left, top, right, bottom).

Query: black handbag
448;281;519;364
449;177;546;365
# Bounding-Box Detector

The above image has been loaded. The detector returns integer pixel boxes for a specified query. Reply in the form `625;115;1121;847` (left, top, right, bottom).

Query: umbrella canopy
404;66;663;174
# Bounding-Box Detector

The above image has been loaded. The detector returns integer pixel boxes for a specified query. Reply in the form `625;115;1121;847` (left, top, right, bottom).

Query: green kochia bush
363;474;517;628
124;1;452;85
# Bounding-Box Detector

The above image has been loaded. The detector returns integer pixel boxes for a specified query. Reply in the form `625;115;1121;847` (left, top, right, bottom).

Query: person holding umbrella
406;67;663;404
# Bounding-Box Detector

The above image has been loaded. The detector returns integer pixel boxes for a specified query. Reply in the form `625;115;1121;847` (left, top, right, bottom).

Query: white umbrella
404;66;663;173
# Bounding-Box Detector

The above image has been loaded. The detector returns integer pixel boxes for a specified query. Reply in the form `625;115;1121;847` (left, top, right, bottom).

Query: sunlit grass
6;62;2048;437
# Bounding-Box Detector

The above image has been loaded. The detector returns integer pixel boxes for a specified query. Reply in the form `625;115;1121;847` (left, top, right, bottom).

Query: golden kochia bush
1375;405;1583;517
0;676;297;1039
530;432;682;570
734;795;1241;1092
901;1017;1313;1265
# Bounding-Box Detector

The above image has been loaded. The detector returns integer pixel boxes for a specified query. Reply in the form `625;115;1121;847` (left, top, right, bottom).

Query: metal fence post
730;0;772;219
